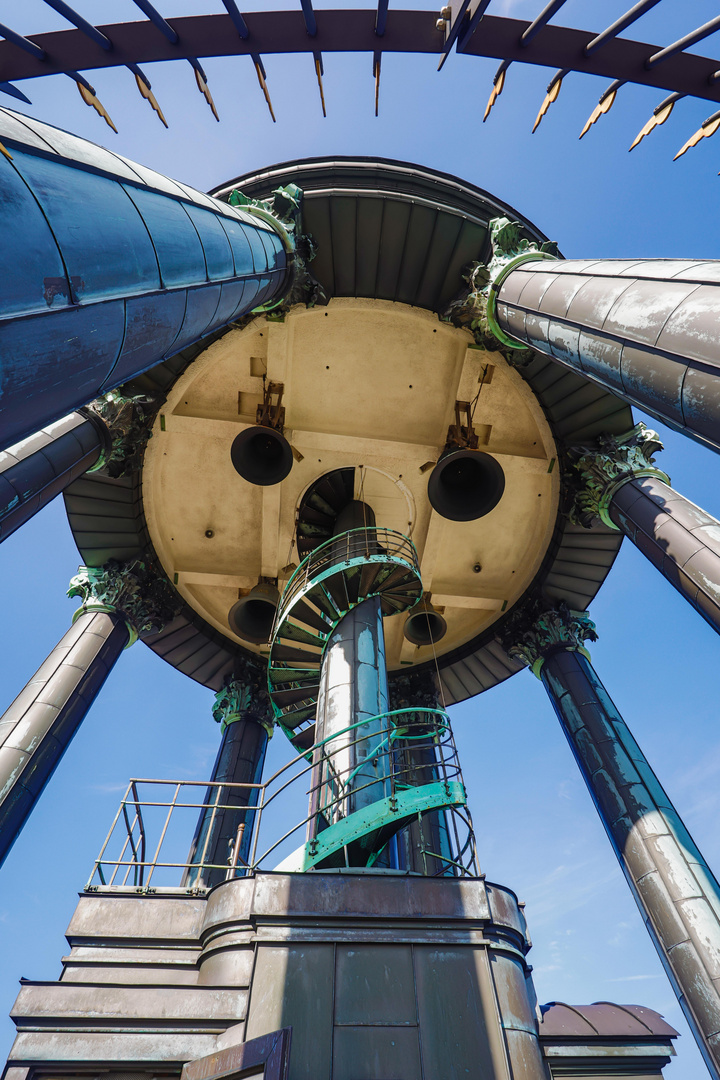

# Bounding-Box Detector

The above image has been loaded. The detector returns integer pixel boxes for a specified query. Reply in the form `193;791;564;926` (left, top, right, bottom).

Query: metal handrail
85;708;479;890
273;526;420;635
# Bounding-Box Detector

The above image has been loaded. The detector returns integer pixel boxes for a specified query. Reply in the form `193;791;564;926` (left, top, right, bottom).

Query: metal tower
2;6;720;1069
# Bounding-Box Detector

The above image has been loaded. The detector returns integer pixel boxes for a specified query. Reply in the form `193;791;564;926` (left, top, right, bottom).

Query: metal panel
245;944;334;1080
335;944;416;1024
12;151;161;301
332;1026;422;1080
123;185;208;289
0;157;69;318
414;945;509;1079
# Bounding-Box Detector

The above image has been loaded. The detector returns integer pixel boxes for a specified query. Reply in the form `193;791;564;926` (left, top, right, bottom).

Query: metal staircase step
291;724;316;751
290;599;332;634
277;621;327;647
269;667;321;687
279;703;317;728
306;584;341;622
272;644;321;665
272;685;320;708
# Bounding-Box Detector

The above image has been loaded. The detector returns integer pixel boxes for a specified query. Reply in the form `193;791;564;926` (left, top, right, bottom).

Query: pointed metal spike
76;80;117;133
532;72;564;134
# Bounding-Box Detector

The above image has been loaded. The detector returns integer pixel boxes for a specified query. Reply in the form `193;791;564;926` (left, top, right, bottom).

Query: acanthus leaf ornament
502;600;598;677
567;422;670;529
212;657;275;737
441;216;559;365
68;559;182;644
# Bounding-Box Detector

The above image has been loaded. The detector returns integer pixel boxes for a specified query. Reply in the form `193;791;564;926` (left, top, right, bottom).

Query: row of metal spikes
0;0;393;128
484;51;720;164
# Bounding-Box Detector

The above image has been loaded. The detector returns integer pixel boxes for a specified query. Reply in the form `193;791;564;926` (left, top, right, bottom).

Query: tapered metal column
508;604;720;1079
185;663;273;888
0;410;110;543
569;423;720;637
490;251;720;453
0;560;179;869
0;107;293;451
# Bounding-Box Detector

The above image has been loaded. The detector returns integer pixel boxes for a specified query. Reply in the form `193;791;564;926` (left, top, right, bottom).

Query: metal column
492;256;720;454
315;594;391;823
0;560;179;870
570;423;720;638
0;410;110;543
185;668;272;888
509;606;720;1078
0;610;128;867
0;108;291;450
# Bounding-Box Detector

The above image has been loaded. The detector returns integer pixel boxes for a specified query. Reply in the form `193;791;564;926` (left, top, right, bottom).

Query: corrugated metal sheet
64;159;632;701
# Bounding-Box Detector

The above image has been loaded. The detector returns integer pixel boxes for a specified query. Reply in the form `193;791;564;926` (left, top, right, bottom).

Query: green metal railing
85;708;479;891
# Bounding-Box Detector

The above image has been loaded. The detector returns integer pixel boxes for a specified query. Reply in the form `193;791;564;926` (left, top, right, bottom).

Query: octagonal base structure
4;872;676;1080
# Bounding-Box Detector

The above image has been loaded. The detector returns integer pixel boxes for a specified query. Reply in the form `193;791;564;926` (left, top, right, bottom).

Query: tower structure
1;106;720;1079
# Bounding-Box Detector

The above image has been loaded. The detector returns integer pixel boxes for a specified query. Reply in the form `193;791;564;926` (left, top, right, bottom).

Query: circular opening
428;450;505;522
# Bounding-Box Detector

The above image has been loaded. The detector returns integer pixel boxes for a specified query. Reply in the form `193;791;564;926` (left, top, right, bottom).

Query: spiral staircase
267;524;423;749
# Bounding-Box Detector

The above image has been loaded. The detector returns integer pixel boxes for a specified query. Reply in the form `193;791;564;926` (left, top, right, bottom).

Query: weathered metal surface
0;411;108;543
182;1028;292;1080
496;257;720;454
4;872;675;1077
539;646;720;1080
3;12;720;108
185;663;273;889
610;475;720;637
0;109;289;451
0;610;128;869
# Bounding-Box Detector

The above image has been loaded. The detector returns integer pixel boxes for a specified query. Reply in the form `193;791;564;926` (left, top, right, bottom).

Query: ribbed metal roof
63;157;633;703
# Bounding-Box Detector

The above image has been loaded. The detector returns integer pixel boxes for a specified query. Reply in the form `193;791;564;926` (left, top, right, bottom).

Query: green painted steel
301;780;467;871
267;527;423;746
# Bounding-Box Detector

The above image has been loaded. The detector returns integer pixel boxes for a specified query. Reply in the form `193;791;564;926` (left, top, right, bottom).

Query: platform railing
85;708;479;891
274;526;420;630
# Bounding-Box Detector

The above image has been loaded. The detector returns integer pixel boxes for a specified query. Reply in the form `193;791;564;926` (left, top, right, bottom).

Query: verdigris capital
568;422;670;529
503;600;597;677
86;390;161;479
213;659;275;736
68;559;182;644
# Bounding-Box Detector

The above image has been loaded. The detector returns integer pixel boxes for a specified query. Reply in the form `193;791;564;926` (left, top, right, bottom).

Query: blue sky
2;2;720;1077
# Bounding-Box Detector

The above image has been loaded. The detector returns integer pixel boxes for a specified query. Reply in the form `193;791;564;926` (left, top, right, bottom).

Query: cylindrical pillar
508;605;720;1079
0;610;128;868
0;107;292;451
569;422;720;638
0;410;110;543
0;560;180;870
389;670;454;877
610;475;720;635
489;248;720;453
184;666;273;888
314;594;391;825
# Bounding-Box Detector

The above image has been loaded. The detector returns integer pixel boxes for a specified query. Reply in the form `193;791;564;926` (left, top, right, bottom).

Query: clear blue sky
2;2;720;1077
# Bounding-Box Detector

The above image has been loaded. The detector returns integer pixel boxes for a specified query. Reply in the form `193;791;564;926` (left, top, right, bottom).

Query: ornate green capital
442;215;558;364
228;184;327;314
86;390;161;479
568;423;670;529
503;601;597;677
388;669;441;712
213;659;274;737
68;559;182;646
